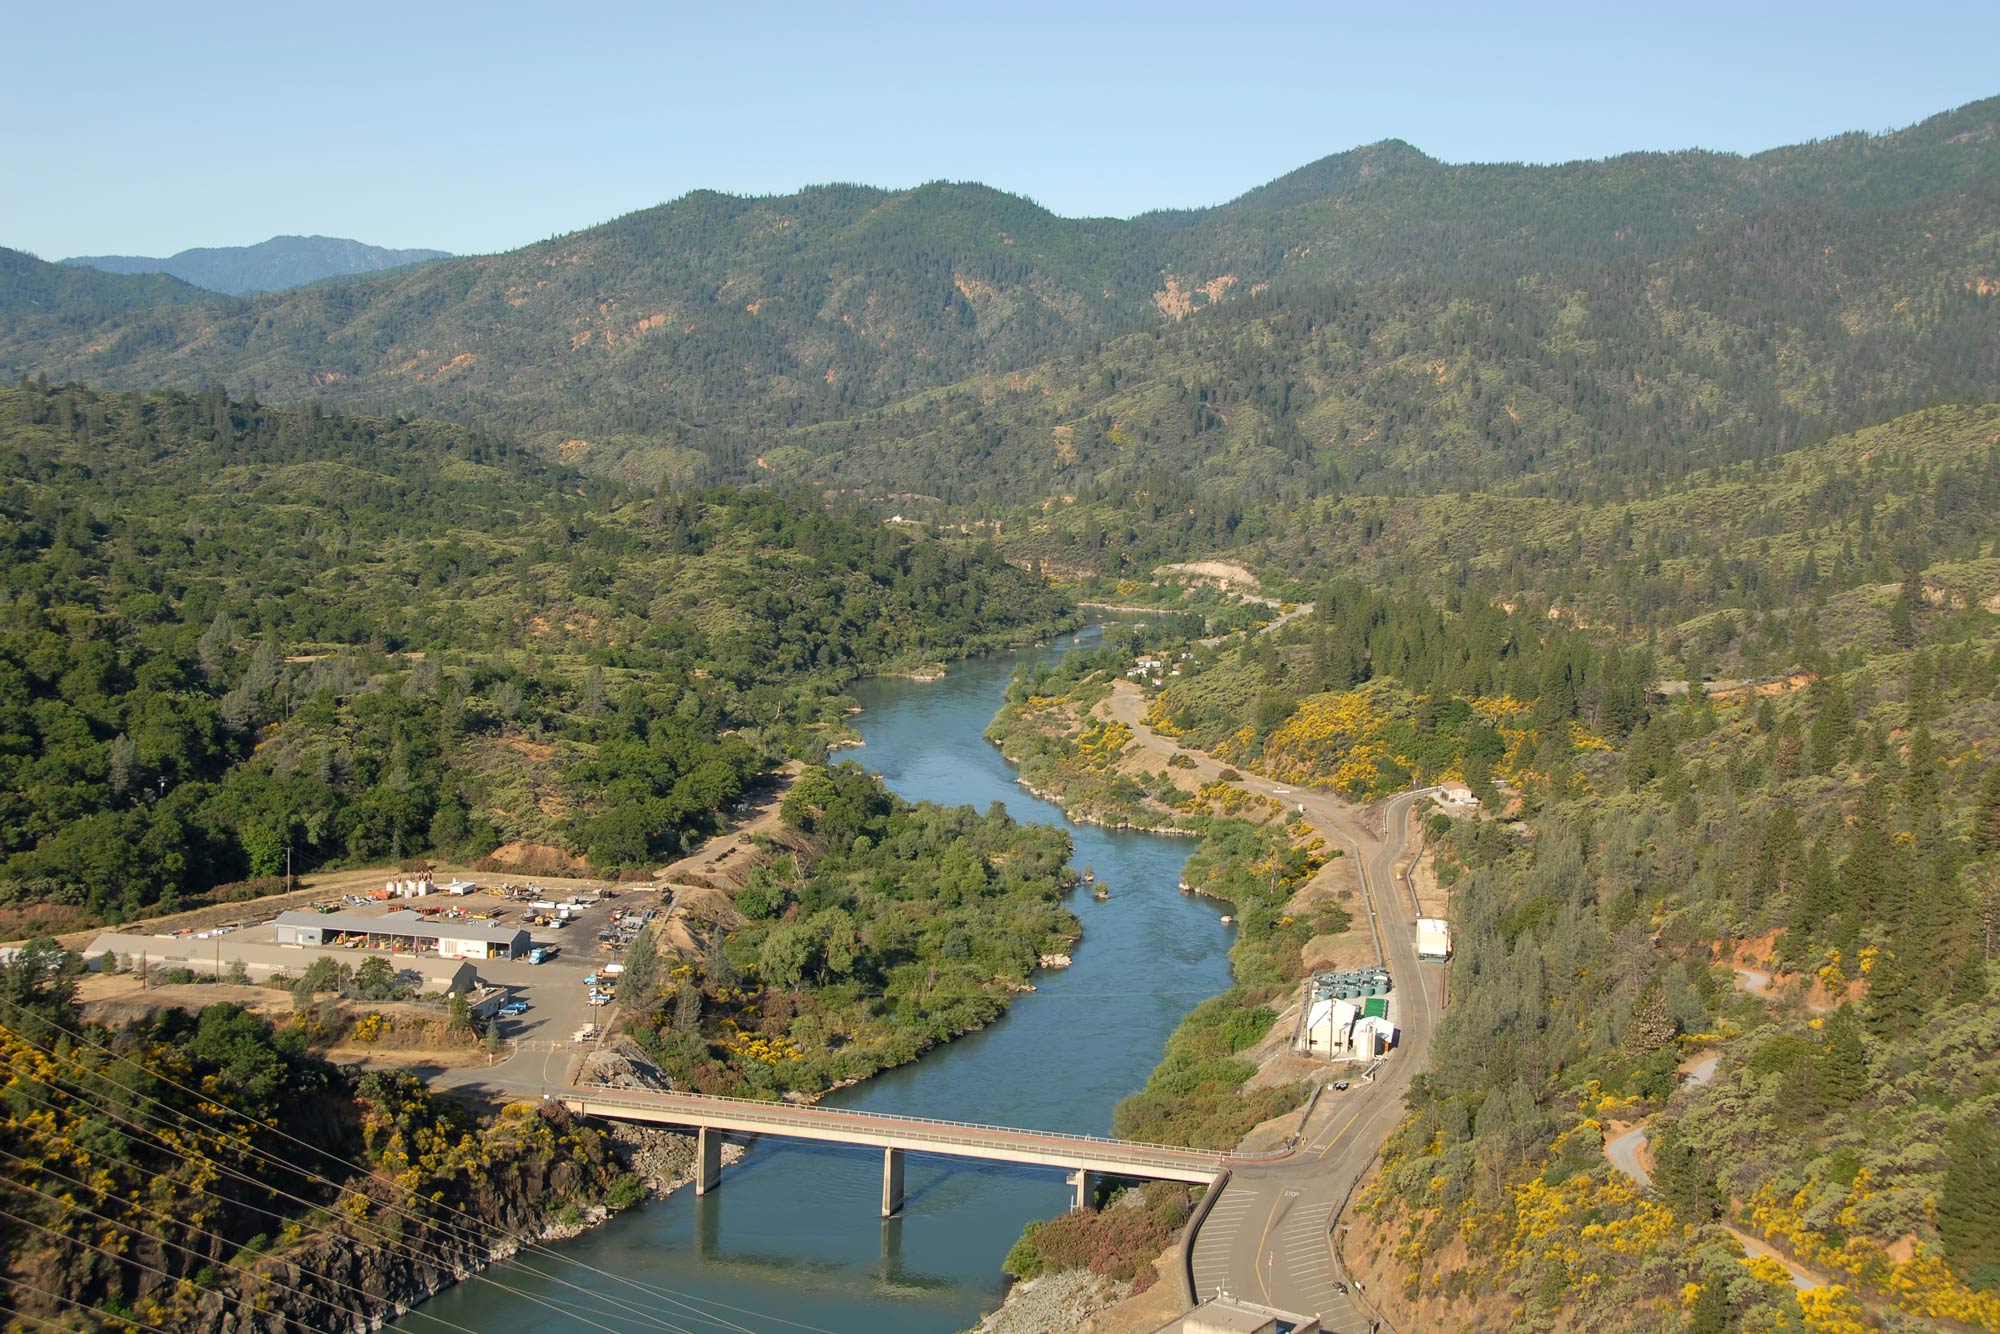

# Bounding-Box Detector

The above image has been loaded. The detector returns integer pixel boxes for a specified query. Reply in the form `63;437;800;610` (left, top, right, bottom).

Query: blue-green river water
417;626;1233;1332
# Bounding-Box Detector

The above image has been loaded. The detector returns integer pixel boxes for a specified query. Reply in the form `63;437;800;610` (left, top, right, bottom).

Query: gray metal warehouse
272;909;530;960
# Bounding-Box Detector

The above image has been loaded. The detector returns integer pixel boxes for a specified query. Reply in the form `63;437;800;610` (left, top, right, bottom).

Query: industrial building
1417;918;1452;961
81;932;480;996
1299;967;1398;1060
272;909;530;960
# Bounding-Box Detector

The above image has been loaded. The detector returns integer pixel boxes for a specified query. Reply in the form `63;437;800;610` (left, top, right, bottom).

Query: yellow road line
1316;1102;1369;1160
1253;1191;1285;1304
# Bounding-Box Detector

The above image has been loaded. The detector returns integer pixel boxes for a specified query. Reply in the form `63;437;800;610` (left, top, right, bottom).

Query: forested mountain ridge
2;97;1995;478
1151;94;2000;285
0;247;211;317
760;177;2000;525
62;234;452;296
1017;403;2000;656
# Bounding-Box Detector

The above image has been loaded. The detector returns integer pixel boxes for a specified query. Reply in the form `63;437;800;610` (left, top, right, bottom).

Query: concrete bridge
562;1088;1230;1216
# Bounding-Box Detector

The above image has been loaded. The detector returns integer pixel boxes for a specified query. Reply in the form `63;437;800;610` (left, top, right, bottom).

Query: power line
0;1000;781;1334
0;990;840;1331
0;1026;690;1334
0;1199;336;1334
0;1146;469;1334
0;1180;344;1334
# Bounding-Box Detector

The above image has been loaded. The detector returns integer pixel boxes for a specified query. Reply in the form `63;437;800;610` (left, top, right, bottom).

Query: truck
528;945;553;965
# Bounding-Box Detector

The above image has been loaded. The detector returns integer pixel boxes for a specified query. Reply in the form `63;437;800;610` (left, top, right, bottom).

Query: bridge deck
563;1089;1228;1182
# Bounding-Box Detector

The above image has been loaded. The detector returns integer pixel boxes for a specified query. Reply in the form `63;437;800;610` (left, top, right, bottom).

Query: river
417;625;1234;1333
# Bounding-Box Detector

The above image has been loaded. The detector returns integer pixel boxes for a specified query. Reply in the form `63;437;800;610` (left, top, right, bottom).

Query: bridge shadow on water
694;1136;1086;1297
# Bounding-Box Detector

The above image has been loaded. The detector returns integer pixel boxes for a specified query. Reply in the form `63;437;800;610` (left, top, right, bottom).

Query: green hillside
0;247;212;317
0;382;1069;928
760;177;1997;523
3;97;1996;483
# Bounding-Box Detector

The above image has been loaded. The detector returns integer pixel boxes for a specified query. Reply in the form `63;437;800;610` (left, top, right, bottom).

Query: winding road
1105;684;1444;1328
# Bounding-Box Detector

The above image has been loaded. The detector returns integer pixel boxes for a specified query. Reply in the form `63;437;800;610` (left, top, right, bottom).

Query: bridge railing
561;1087;1230;1171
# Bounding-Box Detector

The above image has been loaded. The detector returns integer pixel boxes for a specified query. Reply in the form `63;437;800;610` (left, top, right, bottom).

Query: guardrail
561;1087;1232;1173
1179;1167;1233;1306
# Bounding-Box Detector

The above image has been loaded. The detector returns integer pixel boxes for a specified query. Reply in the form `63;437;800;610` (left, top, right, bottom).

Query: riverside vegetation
610;762;1080;1098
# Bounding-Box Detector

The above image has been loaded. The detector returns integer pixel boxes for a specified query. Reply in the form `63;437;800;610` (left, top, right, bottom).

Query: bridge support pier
1069;1168;1100;1212
881;1147;905;1217
696;1125;722;1196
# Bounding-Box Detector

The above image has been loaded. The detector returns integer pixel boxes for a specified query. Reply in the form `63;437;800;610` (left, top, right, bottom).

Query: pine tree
1904;726;1941;809
1808;678;1852;774
1792;844;1832;940
1941;1118;2000;1288
1888;576;1919;649
1839;805;1900;926
1948;950;1989;1007
1864;946;1923;1039
1685;1279;1730;1334
1816;1004;1868;1106
620;925;661;1011
1977;769;2000;856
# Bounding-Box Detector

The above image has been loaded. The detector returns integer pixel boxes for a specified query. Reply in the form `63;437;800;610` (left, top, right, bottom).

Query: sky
6;0;1998;261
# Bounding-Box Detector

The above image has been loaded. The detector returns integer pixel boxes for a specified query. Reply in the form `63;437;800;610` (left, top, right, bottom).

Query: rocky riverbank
969;1270;1124;1334
182;1116;708;1333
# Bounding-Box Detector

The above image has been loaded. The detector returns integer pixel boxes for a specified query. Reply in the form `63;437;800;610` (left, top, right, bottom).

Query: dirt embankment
1153;560;1262;594
655;762;812;955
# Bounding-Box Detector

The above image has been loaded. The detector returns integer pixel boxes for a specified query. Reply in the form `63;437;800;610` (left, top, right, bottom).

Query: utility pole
286;843;293;893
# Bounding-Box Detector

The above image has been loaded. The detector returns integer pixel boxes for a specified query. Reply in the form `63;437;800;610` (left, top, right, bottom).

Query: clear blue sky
6;0;1996;260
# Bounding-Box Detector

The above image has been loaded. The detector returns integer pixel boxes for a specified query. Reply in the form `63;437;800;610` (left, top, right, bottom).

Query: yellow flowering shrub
1748;1180;2000;1328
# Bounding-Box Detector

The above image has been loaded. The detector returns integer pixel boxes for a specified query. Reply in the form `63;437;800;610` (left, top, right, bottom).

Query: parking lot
447;881;670;1042
151;876;670;1047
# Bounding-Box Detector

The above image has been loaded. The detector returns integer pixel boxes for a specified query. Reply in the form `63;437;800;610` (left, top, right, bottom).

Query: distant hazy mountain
61;235;451;295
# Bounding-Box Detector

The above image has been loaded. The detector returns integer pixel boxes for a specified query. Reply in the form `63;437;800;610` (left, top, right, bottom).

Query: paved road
1105;684;1443;1328
1605;1126;1652;1188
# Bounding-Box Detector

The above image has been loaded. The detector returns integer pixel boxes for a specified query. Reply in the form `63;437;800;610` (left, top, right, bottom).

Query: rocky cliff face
168;1112;698;1333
